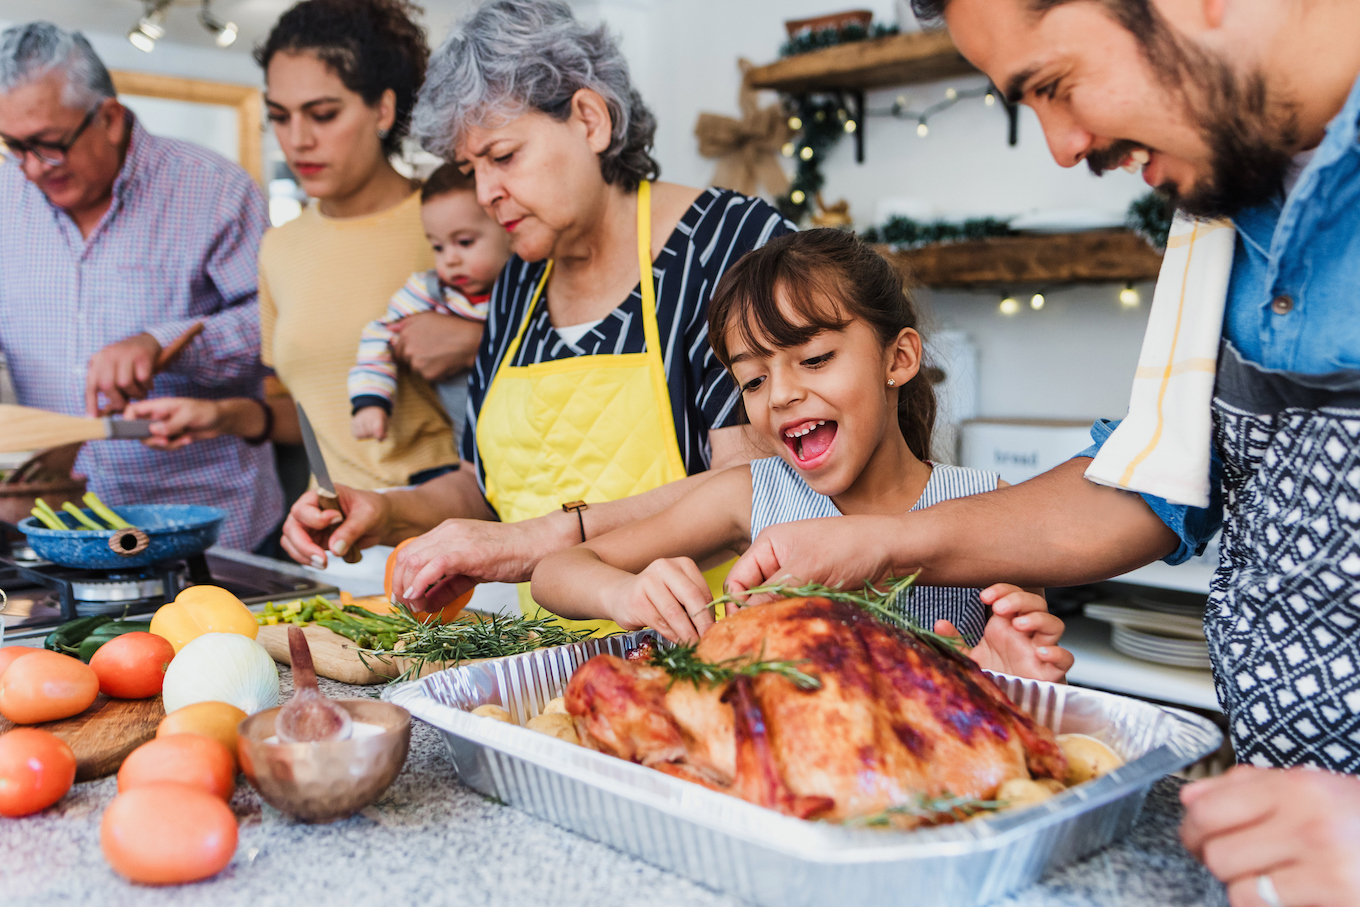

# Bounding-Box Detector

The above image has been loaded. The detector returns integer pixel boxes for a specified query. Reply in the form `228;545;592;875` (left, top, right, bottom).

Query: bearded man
726;0;1360;902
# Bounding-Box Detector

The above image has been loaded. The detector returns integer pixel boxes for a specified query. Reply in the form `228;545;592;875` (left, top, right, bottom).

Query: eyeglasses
0;107;99;168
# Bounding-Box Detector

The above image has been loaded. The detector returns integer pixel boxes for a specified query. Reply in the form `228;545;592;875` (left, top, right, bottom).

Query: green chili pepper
77;621;155;662
44;615;114;654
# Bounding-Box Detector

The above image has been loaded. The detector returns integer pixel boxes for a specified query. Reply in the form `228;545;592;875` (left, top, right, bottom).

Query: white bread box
959;418;1095;485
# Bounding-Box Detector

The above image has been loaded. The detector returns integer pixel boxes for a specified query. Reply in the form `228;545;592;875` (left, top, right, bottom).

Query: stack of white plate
1085;601;1212;670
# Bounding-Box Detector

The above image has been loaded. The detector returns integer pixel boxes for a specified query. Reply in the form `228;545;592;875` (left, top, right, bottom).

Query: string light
799;145;815;161
790;189;806;205
1030;293;1046;310
844;120;857;134
788;116;802;131
999;294;1020;316
781;142;795;157
985;91;996;107
916;121;929;137
1119;283;1141;307
945;87;958;100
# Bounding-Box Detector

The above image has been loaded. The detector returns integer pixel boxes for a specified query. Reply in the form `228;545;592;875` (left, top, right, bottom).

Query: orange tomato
0;650;99;724
101;782;237;885
117;734;235;801
0;727;76;817
157;701;247;769
89;632;175;700
0;646;39;679
383;537;474;623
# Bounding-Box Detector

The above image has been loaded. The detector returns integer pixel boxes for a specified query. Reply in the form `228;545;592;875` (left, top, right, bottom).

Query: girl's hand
123;397;225;450
351;407;388;441
281;484;390;569
935;584;1073;682
609;557;715;645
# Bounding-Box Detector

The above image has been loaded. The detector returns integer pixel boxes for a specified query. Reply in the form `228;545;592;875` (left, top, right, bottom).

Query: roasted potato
543;696;568;715
1057;733;1123;785
471;704;513;723
526;711;580;745
996;778;1057;810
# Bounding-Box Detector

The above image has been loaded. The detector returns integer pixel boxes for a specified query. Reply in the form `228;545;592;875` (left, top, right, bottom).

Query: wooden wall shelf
747;30;977;94
880;230;1164;289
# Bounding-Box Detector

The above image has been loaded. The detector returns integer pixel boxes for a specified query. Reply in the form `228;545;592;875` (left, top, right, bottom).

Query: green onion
61;502;105;531
82;492;133;529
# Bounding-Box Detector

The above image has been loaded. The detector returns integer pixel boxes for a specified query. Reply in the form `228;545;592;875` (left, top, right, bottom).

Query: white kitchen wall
1;2;1152;426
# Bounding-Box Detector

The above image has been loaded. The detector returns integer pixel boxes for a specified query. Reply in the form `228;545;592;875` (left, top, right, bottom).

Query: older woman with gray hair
282;0;793;640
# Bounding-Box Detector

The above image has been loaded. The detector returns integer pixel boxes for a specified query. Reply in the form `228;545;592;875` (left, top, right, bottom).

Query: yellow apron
476;181;726;635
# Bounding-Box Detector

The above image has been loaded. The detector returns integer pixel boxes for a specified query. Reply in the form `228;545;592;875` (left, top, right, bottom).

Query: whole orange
101;782;237;885
0;728;76;817
117;734;235;801
157;702;247;769
0;650;99;724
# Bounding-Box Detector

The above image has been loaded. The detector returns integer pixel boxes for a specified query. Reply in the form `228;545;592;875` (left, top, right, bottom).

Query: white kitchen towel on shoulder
1084;214;1236;508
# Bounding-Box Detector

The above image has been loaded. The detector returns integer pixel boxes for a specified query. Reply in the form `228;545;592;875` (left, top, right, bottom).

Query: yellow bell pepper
150;585;258;653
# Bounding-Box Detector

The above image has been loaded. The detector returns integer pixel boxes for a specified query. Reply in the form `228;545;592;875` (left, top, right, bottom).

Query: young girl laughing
531;229;1072;681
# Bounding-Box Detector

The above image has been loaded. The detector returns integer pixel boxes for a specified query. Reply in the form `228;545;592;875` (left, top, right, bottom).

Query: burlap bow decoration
694;59;791;199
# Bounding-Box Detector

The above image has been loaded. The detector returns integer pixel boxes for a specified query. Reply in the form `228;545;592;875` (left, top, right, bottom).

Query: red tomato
101;782;237;884
117;734;235;801
0;727;77;817
0;646;38;679
0;650;99;724
89;632;175;699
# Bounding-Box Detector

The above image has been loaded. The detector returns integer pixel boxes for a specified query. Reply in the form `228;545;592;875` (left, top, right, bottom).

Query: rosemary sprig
709;572;965;654
358;604;593;682
650;642;822;691
849;791;1006;827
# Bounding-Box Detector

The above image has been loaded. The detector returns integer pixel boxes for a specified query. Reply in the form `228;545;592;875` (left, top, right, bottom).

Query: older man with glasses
0;22;281;551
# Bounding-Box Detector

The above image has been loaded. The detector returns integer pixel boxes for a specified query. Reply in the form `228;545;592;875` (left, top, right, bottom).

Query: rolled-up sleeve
1074;418;1224;565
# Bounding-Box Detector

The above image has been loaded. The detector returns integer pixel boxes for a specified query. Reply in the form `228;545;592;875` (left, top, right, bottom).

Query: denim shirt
1079;70;1360;564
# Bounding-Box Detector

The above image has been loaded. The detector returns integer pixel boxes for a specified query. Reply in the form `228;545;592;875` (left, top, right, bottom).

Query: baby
349;164;510;441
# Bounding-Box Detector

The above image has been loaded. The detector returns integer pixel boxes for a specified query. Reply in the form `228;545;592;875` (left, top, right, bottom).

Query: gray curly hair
412;0;659;191
0;22;116;109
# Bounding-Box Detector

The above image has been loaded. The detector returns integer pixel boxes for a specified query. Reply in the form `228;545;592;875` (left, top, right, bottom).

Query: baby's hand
610;557;715;645
935;584;1074;683
351;406;388;441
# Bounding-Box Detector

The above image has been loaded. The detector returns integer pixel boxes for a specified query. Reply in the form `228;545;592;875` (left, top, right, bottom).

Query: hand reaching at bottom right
935;583;1073;683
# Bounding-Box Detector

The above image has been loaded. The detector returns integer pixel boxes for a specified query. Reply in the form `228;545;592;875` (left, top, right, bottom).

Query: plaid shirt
0;116;281;550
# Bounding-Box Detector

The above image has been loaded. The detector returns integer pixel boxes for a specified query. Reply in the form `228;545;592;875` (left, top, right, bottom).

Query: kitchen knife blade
295;402;362;563
295;402;335;496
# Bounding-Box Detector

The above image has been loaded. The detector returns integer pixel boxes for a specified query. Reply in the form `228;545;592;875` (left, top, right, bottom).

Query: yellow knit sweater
258;192;457;490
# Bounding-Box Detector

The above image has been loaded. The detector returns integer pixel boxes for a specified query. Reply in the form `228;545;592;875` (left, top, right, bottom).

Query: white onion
162;632;281;715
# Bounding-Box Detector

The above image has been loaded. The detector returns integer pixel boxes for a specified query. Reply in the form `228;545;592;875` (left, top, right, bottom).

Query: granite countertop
0;665;1229;907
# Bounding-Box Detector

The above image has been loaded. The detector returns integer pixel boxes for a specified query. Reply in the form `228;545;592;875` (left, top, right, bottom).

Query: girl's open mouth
784;419;838;467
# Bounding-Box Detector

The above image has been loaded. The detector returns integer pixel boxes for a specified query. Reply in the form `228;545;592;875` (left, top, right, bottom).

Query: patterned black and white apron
1208;341;1360;770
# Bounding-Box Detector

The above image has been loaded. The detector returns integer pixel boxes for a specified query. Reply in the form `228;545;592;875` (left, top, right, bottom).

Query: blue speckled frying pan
20;504;225;570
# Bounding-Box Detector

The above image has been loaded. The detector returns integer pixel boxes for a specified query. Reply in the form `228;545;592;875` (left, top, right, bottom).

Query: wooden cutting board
256;623;483;685
0;694;164;781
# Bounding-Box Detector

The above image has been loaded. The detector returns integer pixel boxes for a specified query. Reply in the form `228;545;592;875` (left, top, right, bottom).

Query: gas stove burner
71;574;167;604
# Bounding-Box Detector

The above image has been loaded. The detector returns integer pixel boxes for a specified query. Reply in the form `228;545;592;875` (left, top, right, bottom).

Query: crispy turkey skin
565;597;1066;823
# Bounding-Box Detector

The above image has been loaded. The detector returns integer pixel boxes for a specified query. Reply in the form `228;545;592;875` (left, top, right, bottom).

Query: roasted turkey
565;596;1067;824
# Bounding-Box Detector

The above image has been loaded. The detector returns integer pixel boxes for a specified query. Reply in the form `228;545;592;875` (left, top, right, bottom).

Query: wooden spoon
276;625;353;743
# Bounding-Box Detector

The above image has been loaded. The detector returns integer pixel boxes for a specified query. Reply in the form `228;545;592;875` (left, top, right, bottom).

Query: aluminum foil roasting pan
385;632;1222;906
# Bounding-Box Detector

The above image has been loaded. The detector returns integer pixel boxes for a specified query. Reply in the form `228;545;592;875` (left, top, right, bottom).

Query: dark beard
1089;23;1299;220
1166;65;1298;219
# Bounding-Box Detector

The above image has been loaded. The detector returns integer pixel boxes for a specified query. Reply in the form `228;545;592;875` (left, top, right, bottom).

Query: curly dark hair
256;0;430;156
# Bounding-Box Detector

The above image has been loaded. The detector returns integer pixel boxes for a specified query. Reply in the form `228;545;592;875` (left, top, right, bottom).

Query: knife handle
317;490;363;564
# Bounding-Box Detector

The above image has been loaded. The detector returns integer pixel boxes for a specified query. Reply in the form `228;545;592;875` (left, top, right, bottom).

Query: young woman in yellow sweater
128;0;471;492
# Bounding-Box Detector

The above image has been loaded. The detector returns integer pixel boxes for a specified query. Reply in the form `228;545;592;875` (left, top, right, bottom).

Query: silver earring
887;378;896;386
377;127;390;140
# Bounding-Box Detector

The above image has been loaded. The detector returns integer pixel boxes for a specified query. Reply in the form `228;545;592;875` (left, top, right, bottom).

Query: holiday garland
1126;191;1173;250
779;22;900;58
858;216;1015;247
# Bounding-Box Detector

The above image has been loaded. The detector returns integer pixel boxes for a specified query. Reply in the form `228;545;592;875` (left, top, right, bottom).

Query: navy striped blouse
462;189;795;499
750;457;1002;645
